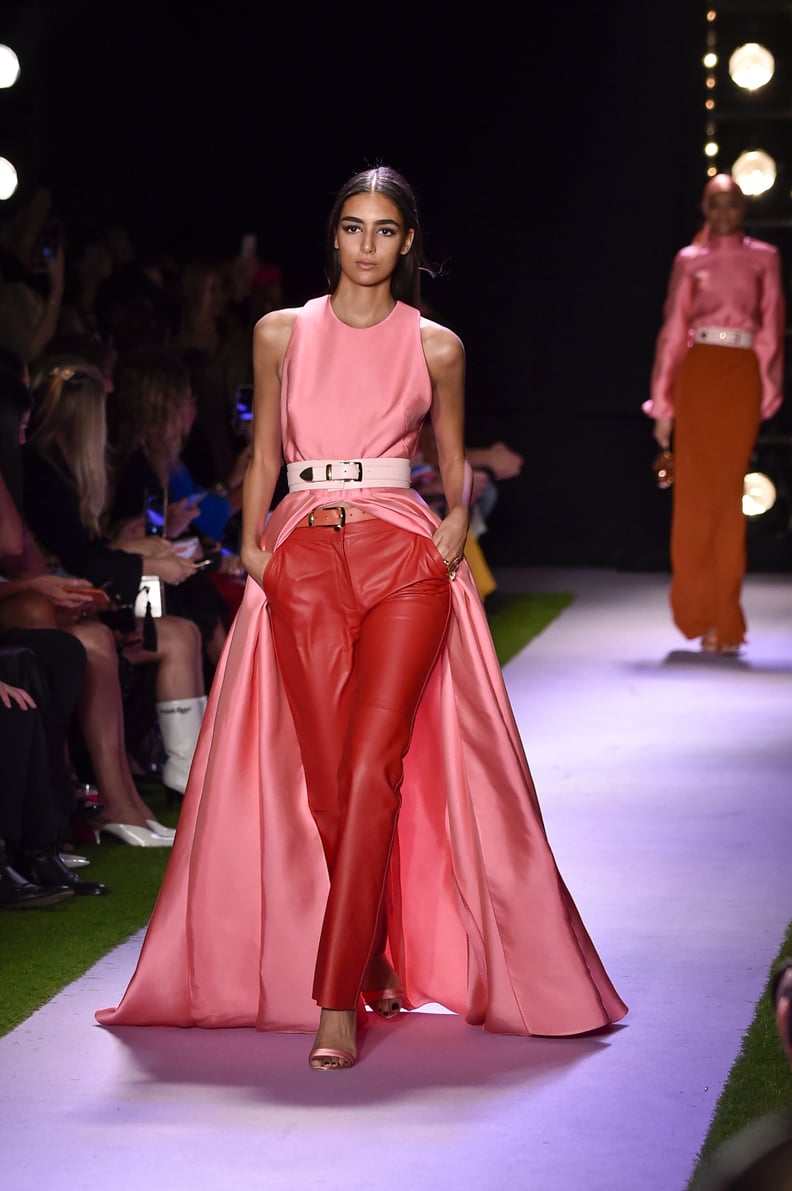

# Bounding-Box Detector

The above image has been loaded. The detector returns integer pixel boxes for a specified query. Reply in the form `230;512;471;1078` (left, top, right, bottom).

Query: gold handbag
652;449;674;489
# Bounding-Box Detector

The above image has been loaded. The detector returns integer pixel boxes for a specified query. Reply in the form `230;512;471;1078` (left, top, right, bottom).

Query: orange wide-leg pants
264;517;452;1009
670;343;761;645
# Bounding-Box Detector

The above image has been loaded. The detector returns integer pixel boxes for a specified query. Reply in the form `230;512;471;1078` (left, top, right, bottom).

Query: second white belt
694;325;754;349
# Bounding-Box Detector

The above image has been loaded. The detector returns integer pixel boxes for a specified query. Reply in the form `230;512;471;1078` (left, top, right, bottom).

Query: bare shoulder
254;307;301;347
419;316;465;371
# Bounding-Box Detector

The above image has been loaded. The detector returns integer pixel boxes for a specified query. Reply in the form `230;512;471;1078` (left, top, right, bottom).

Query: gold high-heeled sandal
308;1046;355;1071
363;987;404;1019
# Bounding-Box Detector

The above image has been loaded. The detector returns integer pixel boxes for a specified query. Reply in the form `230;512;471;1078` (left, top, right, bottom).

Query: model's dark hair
325;166;429;308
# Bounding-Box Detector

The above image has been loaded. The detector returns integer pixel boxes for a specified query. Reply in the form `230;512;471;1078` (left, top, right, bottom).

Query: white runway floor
2;567;791;1191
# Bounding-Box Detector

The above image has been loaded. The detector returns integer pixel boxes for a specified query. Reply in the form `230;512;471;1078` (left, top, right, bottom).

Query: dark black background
2;1;790;569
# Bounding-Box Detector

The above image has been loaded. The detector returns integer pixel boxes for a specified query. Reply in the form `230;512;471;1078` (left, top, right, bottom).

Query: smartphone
73;587;111;607
144;489;167;536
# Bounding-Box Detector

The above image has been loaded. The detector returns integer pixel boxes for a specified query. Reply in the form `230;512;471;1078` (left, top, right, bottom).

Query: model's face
704;188;746;236
334;192;414;287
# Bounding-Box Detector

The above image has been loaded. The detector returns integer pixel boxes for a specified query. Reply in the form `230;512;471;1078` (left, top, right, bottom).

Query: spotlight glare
0;44;20;88
703;52;718;69
0;157;18;200
732;149;776;196
743;472;776;517
704;141;719;158
729;43;774;91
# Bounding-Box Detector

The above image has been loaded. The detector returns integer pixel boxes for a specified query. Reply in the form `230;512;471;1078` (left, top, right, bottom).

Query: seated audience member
0;673;74;908
20;361;207;806
0;429;173;846
40;330;118;394
172;253;256;503
0;637;110;898
0;187;65;364
109;345;247;661
0;464;107;897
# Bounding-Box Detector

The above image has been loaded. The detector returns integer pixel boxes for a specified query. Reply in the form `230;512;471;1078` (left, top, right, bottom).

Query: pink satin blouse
644;233;785;420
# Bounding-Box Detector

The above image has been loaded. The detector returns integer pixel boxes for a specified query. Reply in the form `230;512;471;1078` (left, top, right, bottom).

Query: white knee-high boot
156;696;207;796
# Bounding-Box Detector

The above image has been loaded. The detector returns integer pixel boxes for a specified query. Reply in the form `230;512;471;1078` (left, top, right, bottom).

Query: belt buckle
308;505;346;530
325;461;363;482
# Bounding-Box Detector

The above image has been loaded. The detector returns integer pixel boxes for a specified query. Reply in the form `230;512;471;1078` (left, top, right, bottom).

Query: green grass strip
486;591;575;665
0;592;570;1037
687;924;792;1187
0;785;176;1037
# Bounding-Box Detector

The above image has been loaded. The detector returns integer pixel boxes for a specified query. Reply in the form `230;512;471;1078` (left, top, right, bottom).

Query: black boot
19;848;110;896
0;841;74;909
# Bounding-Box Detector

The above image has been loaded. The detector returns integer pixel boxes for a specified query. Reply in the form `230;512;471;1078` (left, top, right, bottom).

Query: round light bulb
732;150;776;196
729;43;774;91
0;44;20;89
0;157;18;200
743;472;776;517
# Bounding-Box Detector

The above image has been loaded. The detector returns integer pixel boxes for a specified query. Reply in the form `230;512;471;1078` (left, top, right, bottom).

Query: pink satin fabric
644;234;784;421
96;298;627;1036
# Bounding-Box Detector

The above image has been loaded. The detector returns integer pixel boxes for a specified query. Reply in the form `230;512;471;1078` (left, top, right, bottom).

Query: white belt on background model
694;325;754;349
286;458;412;491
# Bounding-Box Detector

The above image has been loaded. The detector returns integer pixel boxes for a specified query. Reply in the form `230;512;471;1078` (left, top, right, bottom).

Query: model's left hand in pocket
241;545;273;588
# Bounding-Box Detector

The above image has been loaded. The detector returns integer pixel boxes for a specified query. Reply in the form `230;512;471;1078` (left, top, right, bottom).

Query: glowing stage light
0;45;20;89
0;157;18;200
732;150;776;196
704;141;719;158
729;43;775;91
743;472;777;517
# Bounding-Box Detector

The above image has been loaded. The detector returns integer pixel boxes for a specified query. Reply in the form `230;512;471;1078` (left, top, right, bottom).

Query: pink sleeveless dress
97;297;627;1036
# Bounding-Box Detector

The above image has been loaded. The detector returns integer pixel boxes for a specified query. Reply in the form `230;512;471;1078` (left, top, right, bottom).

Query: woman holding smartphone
97;166;627;1069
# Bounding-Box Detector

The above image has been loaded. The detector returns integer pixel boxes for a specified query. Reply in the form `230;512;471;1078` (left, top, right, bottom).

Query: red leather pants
264;517;452;1009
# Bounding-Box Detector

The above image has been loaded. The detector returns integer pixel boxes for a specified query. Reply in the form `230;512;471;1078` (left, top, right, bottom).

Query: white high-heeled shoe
59;853;90;868
95;823;174;847
146;820;176;839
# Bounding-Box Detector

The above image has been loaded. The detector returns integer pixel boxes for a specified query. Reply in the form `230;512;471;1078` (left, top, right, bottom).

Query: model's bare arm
422;319;470;563
240;309;297;585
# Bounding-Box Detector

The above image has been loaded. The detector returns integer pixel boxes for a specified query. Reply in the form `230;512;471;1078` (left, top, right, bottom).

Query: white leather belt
694;325;754;349
286;458;412;491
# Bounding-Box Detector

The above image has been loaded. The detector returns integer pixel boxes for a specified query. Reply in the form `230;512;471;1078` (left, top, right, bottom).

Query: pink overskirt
96;489;627;1036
